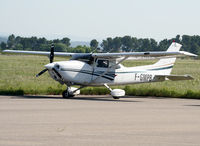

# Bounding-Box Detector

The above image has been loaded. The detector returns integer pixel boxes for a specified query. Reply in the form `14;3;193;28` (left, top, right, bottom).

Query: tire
62;90;74;98
62;90;69;98
113;96;120;99
69;94;75;97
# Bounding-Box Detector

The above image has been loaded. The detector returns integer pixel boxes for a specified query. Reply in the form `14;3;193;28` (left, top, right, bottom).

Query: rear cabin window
97;59;109;68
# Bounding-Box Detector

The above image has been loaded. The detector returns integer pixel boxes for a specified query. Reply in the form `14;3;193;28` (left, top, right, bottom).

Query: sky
0;0;200;41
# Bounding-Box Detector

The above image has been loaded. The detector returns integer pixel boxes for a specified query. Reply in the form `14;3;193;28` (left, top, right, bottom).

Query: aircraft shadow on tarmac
184;105;200;107
12;95;141;103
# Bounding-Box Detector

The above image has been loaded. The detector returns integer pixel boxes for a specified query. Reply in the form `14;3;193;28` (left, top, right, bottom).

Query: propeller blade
36;69;48;77
52;68;62;78
50;44;54;63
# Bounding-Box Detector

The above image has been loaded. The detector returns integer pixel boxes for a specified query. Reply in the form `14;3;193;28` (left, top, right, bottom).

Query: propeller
36;44;55;77
50;44;54;63
36;69;48;77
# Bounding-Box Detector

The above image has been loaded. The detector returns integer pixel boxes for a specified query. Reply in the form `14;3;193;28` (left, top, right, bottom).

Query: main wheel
113;96;120;99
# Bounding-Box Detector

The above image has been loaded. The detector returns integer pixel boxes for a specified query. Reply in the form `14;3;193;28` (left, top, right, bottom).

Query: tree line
1;34;200;55
101;35;200;54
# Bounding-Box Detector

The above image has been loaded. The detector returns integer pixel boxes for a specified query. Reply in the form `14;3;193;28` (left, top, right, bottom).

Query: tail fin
153;42;182;75
166;42;182;52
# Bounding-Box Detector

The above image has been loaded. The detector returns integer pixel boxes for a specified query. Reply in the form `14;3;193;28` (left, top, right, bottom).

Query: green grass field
0;54;200;98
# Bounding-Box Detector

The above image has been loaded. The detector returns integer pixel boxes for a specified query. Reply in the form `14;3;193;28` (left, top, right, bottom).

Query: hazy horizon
1;0;200;41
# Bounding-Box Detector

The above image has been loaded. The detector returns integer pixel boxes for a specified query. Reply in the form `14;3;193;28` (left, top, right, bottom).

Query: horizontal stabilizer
155;74;194;81
179;51;197;57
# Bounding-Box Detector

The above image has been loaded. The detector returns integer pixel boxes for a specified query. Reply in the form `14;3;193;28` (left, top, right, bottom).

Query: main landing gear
104;84;125;99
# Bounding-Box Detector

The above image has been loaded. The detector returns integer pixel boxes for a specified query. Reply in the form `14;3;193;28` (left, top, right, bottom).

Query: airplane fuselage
46;60;165;86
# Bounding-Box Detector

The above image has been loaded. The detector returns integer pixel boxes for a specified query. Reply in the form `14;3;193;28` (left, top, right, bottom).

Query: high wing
92;51;197;58
2;42;197;59
3;49;197;58
92;42;197;58
2;50;81;57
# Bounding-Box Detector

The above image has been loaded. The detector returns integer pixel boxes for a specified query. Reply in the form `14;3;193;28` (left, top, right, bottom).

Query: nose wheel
62;90;69;98
62;87;75;98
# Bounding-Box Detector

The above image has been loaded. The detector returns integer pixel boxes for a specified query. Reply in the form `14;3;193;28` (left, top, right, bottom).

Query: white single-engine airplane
3;42;197;99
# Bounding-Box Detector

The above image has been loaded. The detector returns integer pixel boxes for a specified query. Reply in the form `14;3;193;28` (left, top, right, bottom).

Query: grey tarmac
0;95;200;146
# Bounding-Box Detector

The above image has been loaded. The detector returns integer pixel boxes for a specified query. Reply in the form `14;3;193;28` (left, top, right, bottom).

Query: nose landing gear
62;90;74;98
62;86;81;98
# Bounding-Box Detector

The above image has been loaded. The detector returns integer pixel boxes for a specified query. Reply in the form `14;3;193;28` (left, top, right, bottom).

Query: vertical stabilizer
153;42;182;75
166;42;182;52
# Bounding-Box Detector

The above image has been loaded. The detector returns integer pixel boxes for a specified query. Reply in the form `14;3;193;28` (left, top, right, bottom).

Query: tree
15;36;22;44
158;39;169;51
39;44;51;51
67;45;87;53
101;38;113;52
190;43;199;54
15;43;23;50
121;36;133;52
101;37;121;52
7;34;15;49
175;35;181;43
138;39;150;52
90;39;98;51
149;38;158;51
131;37;139;51
0;42;7;50
54;43;67;52
29;37;38;50
37;37;47;44
112;37;122;52
181;35;191;52
61;37;70;47
53;39;60;43
20;38;33;50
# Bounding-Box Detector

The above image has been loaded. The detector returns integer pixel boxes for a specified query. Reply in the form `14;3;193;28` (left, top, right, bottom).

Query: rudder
153;42;182;75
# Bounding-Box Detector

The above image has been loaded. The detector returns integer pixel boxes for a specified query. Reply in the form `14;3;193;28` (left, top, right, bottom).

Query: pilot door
92;59;116;83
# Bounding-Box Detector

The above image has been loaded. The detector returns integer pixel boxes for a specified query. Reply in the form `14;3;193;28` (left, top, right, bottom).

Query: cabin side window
96;59;109;68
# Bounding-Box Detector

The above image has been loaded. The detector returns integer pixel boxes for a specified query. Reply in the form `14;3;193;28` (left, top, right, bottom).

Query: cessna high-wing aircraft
3;42;197;99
